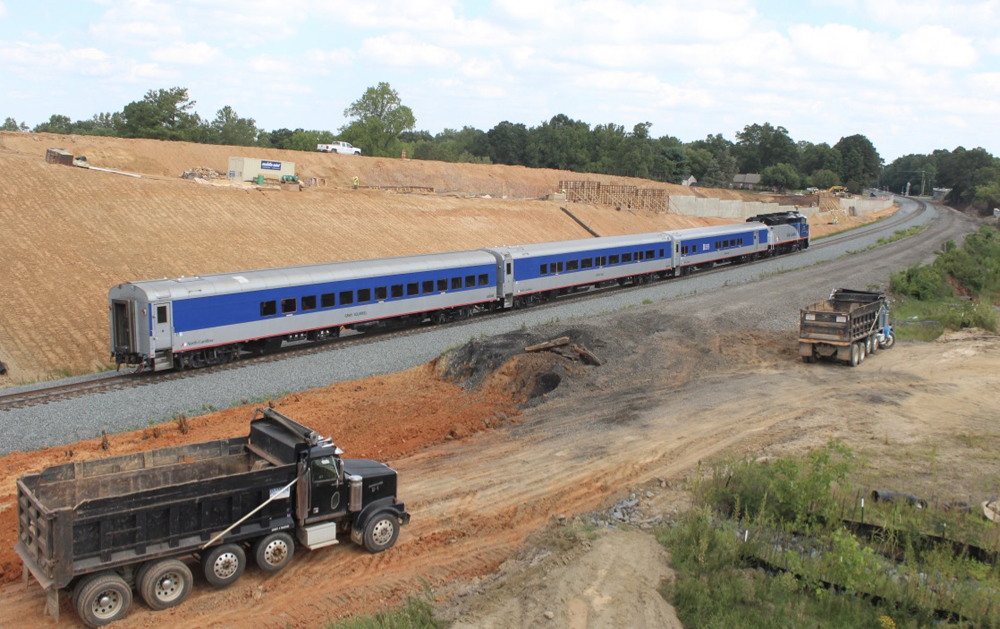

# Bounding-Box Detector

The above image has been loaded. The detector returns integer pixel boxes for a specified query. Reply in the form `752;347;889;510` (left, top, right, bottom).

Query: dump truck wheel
74;572;132;627
253;532;295;573
849;343;860;367
203;543;246;588
363;513;400;553
883;331;895;349
139;559;192;610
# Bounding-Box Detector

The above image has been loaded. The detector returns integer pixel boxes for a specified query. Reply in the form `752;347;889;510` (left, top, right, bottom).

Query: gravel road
0;200;979;453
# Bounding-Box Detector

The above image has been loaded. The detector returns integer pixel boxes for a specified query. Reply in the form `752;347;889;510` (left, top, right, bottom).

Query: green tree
341;82;415;156
735;122;797;174
701;149;738;188
526;114;591;171
2;117;28;131
684;147;713;180
834;134;881;190
798;141;842;176
934;146;999;205
761;162;801;191
974;180;1000;212
810;169;840;189
881;153;936;195
120;87;201;141
487;121;530;165
209;105;258;146
33;114;74;134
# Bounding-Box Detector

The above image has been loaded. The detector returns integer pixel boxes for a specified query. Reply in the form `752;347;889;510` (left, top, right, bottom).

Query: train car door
501;252;514;308
151;302;173;353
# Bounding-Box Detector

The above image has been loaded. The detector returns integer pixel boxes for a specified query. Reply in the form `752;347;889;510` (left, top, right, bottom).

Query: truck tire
253;532;295;573
74;572;132;627
139;558;193;611
859;341;867;363
849;343;860;367
202;543;246;588
363;512;400;553
882;331;895;349
869;335;877;354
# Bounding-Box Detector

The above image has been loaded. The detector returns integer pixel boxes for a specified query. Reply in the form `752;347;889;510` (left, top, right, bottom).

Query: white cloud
360;34;462;67
897;26;976;67
149;41;222;66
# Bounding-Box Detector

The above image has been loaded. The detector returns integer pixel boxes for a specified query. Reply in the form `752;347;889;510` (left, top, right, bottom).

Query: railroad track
0;199;926;412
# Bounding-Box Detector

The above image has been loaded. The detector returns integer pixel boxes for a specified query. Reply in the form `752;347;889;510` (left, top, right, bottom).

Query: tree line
4;82;998;212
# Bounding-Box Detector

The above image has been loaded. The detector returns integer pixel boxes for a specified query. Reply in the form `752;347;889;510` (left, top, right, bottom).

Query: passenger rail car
110;212;809;372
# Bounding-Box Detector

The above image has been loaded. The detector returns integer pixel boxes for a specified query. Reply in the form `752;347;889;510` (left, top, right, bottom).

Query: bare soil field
0;305;997;628
0;132;884;382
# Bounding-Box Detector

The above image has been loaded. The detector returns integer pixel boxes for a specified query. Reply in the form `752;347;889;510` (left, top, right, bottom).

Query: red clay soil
0;364;516;586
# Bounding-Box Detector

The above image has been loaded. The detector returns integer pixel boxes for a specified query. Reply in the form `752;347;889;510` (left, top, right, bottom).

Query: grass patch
658;442;1000;629
323;596;445;629
888;226;1000;340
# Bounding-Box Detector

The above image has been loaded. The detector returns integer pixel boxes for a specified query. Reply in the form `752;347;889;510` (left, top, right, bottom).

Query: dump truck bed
17;435;298;590
799;289;885;345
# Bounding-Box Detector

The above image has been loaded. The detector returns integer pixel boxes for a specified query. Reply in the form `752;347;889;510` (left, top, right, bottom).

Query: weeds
659;442;1000;628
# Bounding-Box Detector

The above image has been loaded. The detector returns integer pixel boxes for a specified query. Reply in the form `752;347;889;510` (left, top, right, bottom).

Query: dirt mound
433;328;607;404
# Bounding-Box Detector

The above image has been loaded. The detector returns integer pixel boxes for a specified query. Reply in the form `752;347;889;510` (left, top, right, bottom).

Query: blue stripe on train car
513;243;670;281
172;264;497;333
678;230;759;257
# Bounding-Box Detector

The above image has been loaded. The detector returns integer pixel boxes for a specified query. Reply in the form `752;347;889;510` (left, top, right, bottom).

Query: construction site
4;132;998;629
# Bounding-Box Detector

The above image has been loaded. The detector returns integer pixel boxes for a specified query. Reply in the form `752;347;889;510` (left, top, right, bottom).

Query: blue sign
261;160;281;170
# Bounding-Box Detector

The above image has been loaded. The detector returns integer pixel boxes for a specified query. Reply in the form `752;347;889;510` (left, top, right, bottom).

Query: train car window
451;277;462;290
302;295;317;311
506;263;512;275
540;263;548;275
422;280;434;294
260;301;277;317
567;260;579;271
465;275;476;288
636;252;644;261
391;285;403;298
157;305;168;324
407;283;419;296
623;253;633;263
357;289;371;303
478;274;489;286
438;279;448;292
740;238;744;246
658;248;664;258
598;256;607;266
321;293;336;308
582;258;593;269
375;287;387;301
282;298;296;314
648;250;656;259
554;262;564;273
340;291;354;306
609;254;620;264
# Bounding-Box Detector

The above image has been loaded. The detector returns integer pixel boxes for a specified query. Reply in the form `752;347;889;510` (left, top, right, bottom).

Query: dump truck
16;408;410;627
799;288;895;366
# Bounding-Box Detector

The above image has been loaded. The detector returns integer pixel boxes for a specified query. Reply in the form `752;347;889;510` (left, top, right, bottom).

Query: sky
1;0;998;162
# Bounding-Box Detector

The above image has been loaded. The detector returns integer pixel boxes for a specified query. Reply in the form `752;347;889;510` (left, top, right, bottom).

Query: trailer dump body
798;288;895;366
16;408;409;627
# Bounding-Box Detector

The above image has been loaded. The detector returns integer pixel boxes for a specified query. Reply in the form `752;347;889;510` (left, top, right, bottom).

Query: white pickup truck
317;141;361;155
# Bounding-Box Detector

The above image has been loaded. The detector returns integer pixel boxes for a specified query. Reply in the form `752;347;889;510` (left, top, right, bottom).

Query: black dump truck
16;408;410;627
799;288;895;366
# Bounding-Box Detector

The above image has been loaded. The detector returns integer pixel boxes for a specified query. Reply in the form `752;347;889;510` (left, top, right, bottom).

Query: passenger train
109;212;809;371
